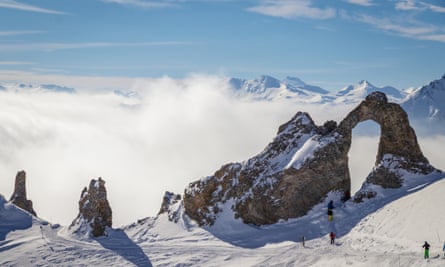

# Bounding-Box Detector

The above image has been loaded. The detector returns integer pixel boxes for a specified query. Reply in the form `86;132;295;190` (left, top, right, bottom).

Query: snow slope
1;173;444;266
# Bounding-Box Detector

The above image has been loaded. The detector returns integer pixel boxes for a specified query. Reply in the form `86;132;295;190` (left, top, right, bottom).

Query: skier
422;241;430;259
302;236;305;247
327;209;333;221
330;232;336;245
327;200;334;221
328;200;334;210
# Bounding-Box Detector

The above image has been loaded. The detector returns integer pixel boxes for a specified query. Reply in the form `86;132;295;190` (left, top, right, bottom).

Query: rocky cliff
69;177;112;237
9;170;37;216
183;92;440;226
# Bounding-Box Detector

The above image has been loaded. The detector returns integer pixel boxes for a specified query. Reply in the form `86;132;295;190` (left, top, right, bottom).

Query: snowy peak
336;80;405;103
402;73;445;125
284;76;329;95
229;75;330;102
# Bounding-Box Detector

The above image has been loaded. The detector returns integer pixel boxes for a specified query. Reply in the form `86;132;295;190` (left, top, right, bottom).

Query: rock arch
338;92;433;189
183;92;439;226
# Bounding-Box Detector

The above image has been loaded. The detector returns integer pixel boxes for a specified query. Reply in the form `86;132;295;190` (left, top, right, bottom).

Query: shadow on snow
97;229;153;267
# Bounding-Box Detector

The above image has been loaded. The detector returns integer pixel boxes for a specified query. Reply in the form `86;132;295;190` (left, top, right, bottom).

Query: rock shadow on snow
97;229;153;267
0;194;33;241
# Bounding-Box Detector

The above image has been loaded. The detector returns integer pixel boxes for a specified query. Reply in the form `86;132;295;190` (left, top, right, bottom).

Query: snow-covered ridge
0;83;75;93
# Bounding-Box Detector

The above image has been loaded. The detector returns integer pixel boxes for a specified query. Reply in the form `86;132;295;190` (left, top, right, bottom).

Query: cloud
0;74;357;226
0;61;34;65
395;0;445;13
421;2;445;13
247;0;336;20
101;0;175;8
344;0;374;7
0;0;65;14
0;41;193;52
0;30;43;37
357;14;445;43
395;0;419;11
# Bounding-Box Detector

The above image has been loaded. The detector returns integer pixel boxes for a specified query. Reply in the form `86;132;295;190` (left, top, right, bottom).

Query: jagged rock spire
70;177;112;237
9;170;36;216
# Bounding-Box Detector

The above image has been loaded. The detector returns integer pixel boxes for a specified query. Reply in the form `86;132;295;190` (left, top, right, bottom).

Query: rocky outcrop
158;191;182;223
9;170;37;216
183;92;440;226
70;177;112;237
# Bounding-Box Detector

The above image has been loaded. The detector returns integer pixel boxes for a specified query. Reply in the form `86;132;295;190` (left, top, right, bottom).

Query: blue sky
0;0;444;90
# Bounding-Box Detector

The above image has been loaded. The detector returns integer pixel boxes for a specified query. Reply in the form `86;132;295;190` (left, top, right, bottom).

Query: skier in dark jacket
330;232;336;245
327;209;333;221
422;241;430;259
328;200;334;210
327;200;334;221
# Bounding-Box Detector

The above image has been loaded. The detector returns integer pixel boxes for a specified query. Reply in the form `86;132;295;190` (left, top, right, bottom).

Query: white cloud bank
0;74;442;226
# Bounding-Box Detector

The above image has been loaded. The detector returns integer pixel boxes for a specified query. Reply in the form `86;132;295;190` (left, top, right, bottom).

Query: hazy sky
0;0;445;90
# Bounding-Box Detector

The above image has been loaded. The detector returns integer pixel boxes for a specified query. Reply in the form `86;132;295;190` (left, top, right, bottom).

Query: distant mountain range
229;74;445;132
1;74;444;132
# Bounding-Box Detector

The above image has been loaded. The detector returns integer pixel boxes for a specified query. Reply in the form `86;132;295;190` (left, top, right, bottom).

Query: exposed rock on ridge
183;92;440;226
9;170;37;216
158;191;182;223
70;177;112;237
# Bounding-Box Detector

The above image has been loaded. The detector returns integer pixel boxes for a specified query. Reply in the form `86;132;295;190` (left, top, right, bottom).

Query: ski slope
1;172;444;266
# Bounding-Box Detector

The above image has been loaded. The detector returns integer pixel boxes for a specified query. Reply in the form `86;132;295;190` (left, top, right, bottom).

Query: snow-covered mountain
228;74;444;133
0;83;75;93
402;74;445;124
1;74;444;134
229;75;334;103
228;75;407;104
335;80;406;104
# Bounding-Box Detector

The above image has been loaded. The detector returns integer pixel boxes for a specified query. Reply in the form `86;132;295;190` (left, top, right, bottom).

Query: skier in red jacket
330;232;336;245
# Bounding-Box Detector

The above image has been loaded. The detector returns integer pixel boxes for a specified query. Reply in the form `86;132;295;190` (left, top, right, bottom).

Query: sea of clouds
0;74;442;226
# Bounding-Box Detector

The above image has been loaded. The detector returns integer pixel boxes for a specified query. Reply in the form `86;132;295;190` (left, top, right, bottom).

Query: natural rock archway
338;92;433;190
183;92;440;226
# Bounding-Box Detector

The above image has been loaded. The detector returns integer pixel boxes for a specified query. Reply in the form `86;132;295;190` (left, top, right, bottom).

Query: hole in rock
349;120;380;195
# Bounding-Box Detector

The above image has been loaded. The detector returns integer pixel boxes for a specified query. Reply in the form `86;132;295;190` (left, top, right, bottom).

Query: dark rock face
183;92;439;226
70;177;112;237
9;170;37;216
